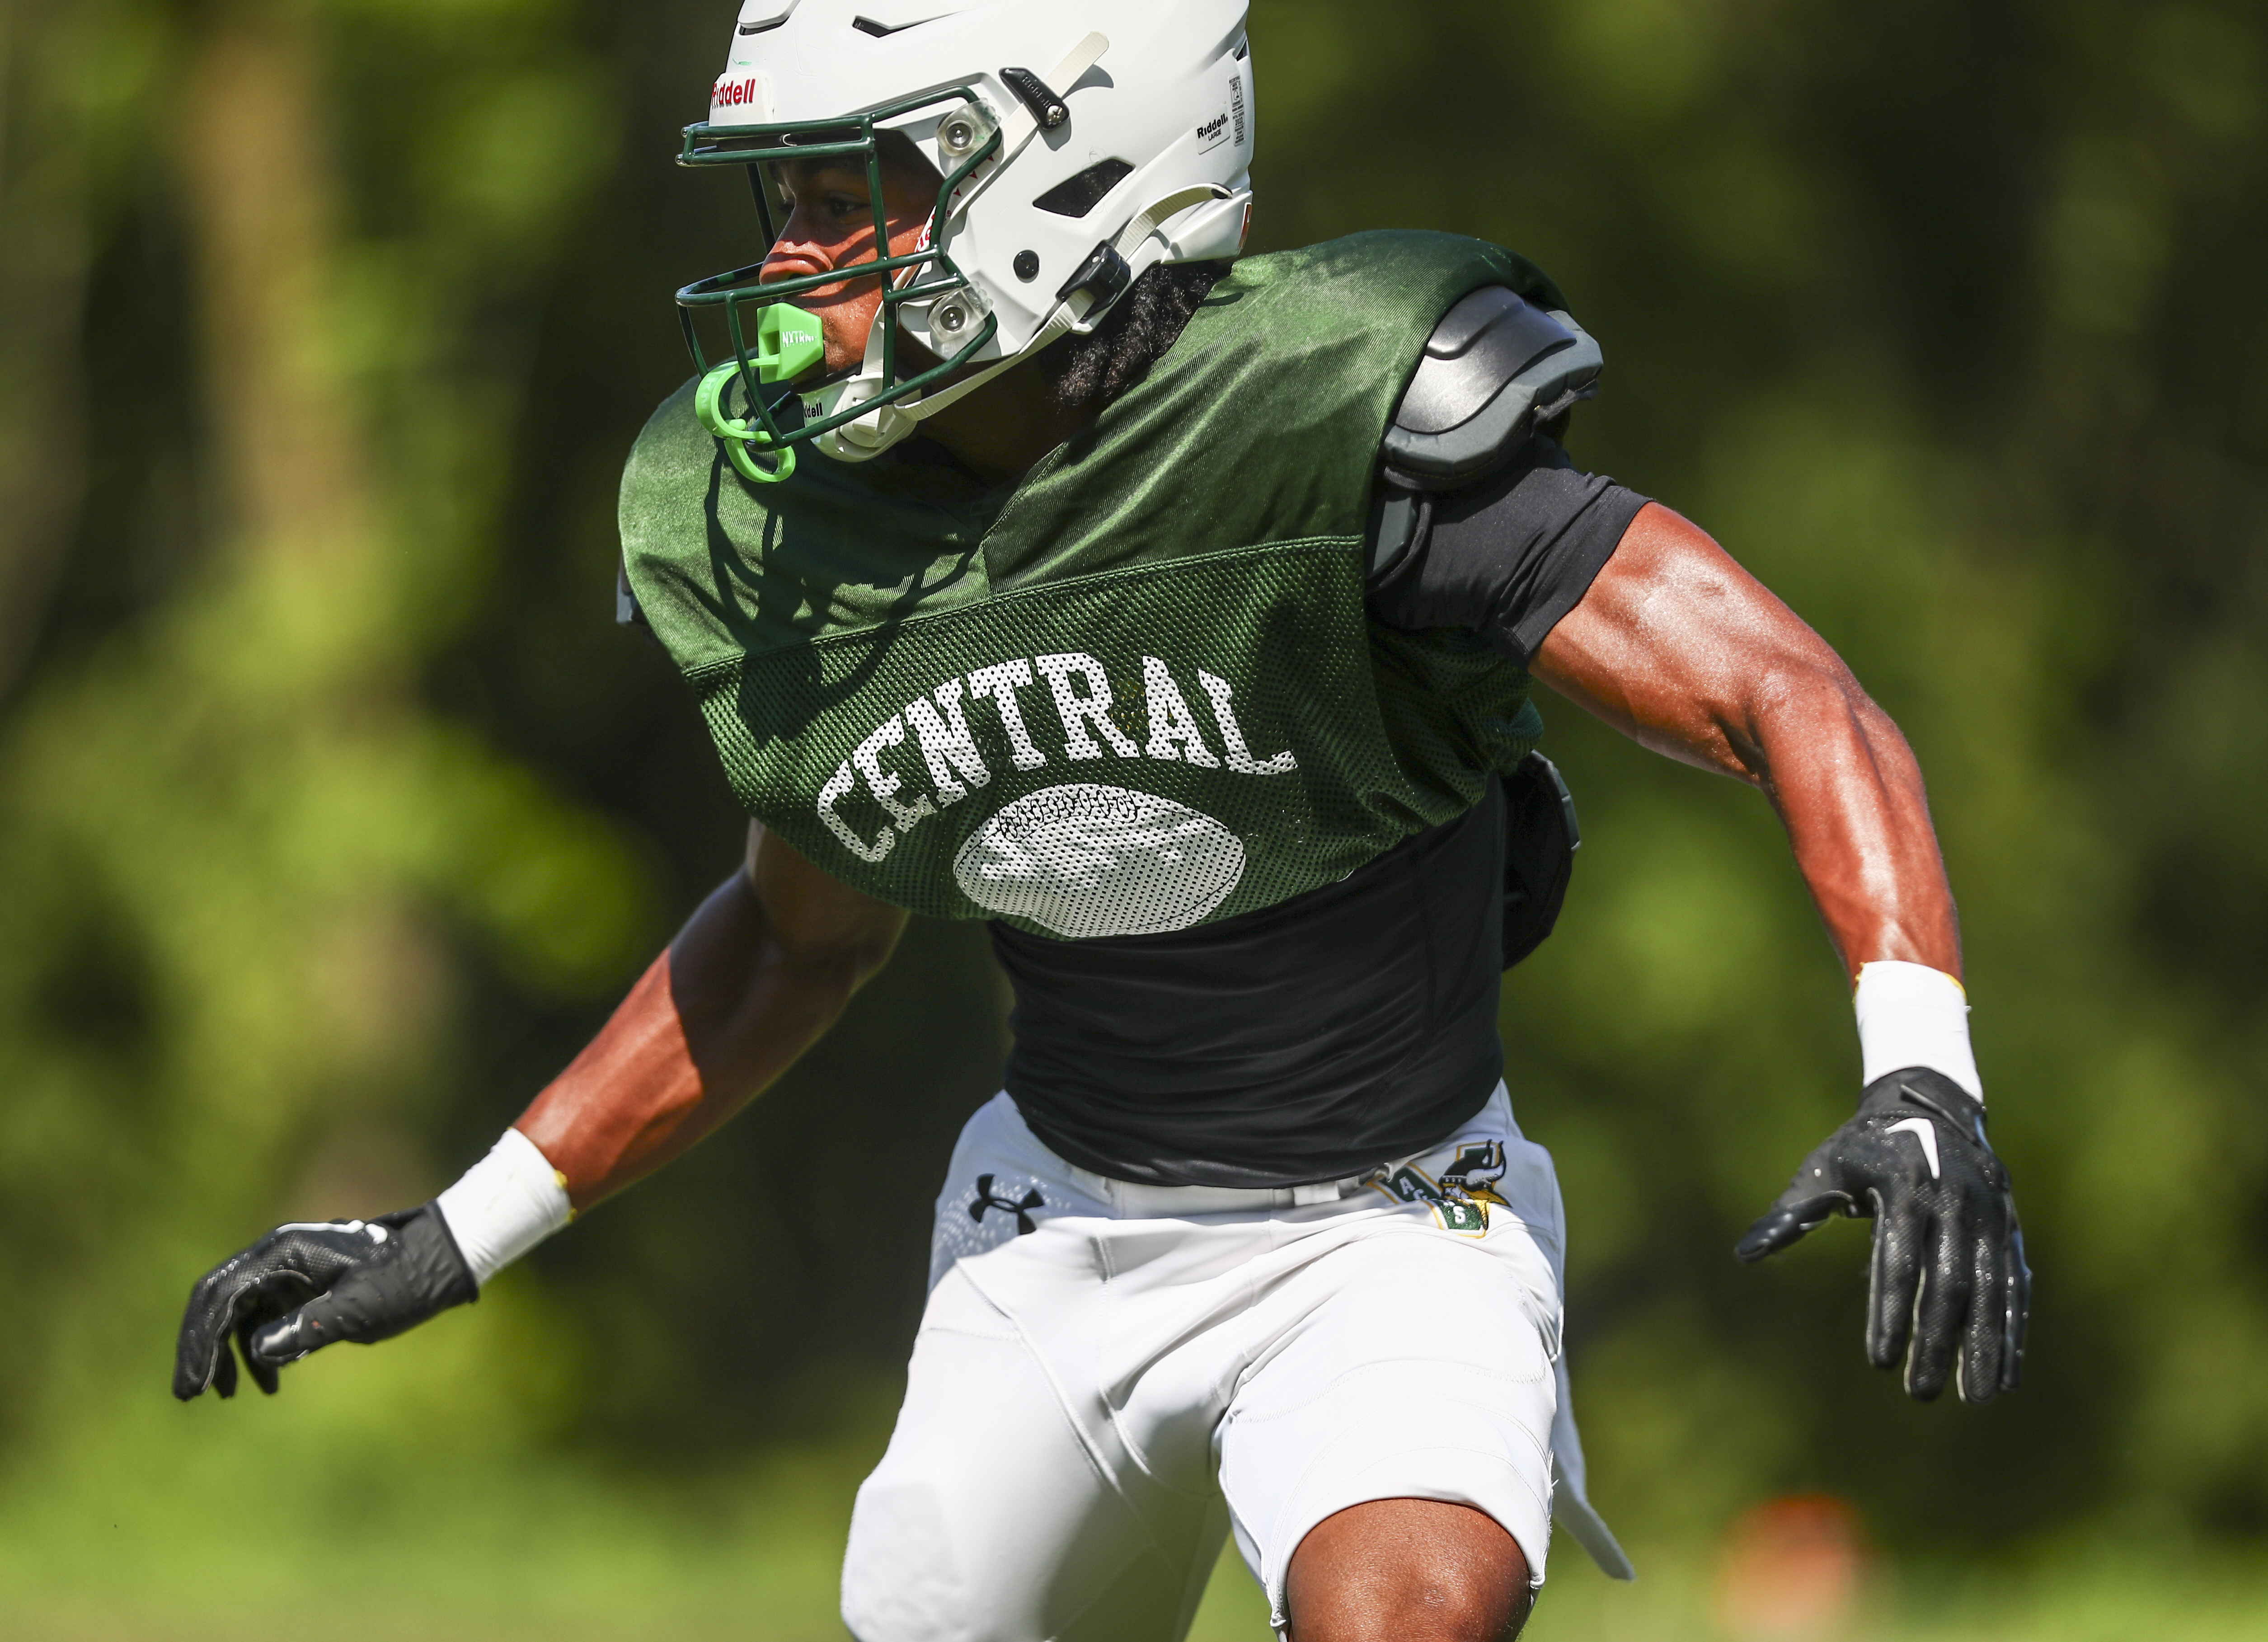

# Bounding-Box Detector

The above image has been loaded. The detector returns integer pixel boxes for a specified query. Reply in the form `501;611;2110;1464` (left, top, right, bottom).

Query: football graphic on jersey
952;783;1245;939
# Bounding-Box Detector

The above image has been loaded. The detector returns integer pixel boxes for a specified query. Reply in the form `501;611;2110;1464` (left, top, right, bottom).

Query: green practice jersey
620;231;1562;940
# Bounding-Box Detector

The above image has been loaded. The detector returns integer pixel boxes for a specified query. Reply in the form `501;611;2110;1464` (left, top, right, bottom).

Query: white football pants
839;1085;1627;1642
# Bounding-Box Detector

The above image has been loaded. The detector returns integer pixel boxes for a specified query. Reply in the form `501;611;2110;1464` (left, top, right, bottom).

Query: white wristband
1854;960;1982;1102
434;1128;573;1286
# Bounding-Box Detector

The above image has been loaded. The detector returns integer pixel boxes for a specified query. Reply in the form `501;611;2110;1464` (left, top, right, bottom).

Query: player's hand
172;1203;479;1400
1735;1068;2029;1403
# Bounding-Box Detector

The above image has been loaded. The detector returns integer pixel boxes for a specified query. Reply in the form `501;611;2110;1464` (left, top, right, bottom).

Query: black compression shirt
1367;438;1648;663
995;441;1652;1186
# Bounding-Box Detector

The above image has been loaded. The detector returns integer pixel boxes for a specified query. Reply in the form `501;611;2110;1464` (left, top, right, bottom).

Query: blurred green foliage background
1;0;2264;1636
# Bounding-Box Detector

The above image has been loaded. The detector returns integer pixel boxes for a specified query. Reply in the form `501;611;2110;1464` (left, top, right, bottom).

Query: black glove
1736;1067;2030;1403
173;1201;479;1400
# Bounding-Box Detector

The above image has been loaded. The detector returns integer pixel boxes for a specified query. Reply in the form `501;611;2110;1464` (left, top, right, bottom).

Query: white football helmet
676;0;1256;477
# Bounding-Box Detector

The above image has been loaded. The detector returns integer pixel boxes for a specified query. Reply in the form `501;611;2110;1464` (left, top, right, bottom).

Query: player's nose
762;214;870;282
761;239;834;281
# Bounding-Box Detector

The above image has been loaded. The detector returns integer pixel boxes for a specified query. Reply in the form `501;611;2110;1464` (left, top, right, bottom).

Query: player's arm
174;825;906;1400
1533;502;1957;980
1533;504;2028;1403
517;823;908;1211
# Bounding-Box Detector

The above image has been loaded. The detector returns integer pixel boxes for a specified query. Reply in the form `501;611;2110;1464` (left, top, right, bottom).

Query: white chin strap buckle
810;361;918;463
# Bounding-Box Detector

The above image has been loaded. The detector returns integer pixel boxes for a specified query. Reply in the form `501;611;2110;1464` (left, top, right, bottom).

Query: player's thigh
1217;1232;1557;1624
843;1265;1224;1642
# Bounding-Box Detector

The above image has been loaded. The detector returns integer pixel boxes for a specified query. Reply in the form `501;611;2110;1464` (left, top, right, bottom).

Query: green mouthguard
695;304;827;484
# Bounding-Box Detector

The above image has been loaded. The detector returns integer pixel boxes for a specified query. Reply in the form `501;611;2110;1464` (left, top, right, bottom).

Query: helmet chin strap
814;181;1231;464
971;32;1112;211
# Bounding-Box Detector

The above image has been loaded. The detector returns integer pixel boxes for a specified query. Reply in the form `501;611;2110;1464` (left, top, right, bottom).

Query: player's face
763;152;936;377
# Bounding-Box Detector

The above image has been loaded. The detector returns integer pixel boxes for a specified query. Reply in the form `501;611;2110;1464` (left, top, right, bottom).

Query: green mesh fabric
620;231;1559;937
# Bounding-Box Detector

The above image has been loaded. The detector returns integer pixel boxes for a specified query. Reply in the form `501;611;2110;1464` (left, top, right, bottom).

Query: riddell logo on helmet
1195;110;1231;154
712;74;765;114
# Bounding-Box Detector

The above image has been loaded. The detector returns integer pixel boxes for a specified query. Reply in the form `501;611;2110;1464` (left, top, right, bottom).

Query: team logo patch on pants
1440;1139;1512;1206
1368;1163;1490;1235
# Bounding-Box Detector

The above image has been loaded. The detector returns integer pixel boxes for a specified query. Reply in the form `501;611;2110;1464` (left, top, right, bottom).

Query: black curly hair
1036;262;1233;411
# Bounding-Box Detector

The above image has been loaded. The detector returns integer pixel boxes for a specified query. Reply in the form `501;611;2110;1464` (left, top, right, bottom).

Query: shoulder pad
1381;287;1603;490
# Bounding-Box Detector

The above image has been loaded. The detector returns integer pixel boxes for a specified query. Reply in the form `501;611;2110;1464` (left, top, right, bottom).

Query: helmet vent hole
1033;159;1134;219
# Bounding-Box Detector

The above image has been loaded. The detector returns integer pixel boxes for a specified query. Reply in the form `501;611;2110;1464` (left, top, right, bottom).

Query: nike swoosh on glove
1736;1067;2030;1403
172;1203;478;1400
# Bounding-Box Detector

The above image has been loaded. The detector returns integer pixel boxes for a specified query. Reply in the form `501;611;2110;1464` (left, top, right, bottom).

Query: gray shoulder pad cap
1380;286;1603;490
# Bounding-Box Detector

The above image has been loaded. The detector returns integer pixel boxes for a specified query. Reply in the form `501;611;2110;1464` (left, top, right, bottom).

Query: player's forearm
175;855;905;1393
514;868;888;1211
1741;663;1962;981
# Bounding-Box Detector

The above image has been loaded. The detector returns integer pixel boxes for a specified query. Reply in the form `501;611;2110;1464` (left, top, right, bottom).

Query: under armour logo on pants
969;1174;1044;1236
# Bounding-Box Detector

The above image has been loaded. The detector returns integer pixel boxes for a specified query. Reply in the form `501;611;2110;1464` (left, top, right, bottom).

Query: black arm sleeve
1366;439;1650;665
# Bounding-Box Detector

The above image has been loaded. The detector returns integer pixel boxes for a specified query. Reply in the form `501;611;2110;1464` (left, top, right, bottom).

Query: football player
175;5;2028;1640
